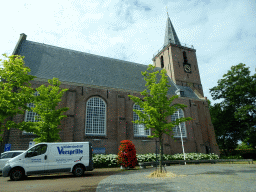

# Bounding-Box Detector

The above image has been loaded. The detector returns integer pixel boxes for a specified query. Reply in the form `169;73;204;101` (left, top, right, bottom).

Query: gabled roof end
12;33;27;55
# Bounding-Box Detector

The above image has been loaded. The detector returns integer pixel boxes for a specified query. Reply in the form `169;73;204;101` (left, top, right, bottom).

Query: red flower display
117;140;137;168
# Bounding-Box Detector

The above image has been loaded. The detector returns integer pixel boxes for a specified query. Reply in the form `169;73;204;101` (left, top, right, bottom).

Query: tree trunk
159;135;163;173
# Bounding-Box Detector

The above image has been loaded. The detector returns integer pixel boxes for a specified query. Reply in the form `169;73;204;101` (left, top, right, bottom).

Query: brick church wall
0;79;220;156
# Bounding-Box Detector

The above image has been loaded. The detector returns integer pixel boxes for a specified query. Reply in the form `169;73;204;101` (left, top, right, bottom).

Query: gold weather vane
166;6;169;17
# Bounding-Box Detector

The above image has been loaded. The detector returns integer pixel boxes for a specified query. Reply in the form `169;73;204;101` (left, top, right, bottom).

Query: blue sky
0;0;255;106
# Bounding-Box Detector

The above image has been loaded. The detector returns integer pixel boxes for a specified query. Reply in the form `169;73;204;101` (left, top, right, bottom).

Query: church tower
152;13;204;97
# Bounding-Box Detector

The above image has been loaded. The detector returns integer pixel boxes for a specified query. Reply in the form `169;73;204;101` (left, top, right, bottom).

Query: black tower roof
164;13;181;47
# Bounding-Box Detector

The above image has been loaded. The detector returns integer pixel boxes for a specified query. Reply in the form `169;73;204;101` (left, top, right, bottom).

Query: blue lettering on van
31;158;41;162
57;147;83;155
56;158;72;163
62;145;83;148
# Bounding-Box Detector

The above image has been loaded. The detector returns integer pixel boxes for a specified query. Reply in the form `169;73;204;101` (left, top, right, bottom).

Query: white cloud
0;0;255;106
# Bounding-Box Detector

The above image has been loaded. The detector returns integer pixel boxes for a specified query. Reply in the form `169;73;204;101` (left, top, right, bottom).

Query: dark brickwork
153;44;204;97
0;78;220;156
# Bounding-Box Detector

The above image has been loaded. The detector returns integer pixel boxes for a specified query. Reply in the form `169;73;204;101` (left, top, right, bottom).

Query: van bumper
2;165;11;177
86;166;94;171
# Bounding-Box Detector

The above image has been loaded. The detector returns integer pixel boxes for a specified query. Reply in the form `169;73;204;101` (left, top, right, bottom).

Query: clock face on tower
184;64;191;73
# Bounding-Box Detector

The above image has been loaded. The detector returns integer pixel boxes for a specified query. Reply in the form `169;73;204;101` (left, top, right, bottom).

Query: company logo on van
57;145;83;155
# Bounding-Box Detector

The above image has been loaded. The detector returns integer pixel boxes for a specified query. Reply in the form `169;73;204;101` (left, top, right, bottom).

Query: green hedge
92;153;219;168
220;149;256;160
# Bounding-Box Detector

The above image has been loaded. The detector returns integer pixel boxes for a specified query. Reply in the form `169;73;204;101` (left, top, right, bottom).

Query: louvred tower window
160;56;164;68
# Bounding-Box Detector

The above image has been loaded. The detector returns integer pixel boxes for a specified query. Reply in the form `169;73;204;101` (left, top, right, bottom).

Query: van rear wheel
10;168;24;181
73;165;84;177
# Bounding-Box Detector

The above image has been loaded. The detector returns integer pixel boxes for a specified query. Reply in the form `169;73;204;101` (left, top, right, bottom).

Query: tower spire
164;11;181;47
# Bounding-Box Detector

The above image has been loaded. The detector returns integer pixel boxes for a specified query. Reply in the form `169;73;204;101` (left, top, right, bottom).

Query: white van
2;142;93;181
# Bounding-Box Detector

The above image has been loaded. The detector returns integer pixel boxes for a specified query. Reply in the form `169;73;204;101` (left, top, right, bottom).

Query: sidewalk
96;164;256;192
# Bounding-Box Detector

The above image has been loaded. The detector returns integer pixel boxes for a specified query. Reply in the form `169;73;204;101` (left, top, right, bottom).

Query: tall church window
171;109;187;138
160;56;164;68
85;97;106;135
133;104;150;136
23;91;41;135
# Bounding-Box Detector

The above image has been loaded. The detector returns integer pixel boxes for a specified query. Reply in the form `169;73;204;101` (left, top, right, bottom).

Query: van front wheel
73;165;84;177
10;168;24;181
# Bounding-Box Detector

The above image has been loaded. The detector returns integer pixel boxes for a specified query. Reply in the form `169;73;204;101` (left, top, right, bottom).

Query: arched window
133;104;150;136
171;109;187;138
85;97;106;135
23;91;41;135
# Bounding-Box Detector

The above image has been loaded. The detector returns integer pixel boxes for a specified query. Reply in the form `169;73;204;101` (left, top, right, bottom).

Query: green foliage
236;142;254;150
29;78;69;143
209;102;247;153
128;64;193;172
209;63;256;148
0;54;36;140
92;154;119;168
171;153;219;160
128;65;192;139
92;153;220;168
220;149;256;160
220;155;243;159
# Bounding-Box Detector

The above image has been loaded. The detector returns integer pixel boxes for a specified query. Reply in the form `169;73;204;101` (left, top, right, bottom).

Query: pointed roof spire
164;9;181;47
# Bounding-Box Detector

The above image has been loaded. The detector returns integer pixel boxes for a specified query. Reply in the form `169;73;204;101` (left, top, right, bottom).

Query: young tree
128;65;192;173
0;54;36;141
29;78;69;143
209;63;256;148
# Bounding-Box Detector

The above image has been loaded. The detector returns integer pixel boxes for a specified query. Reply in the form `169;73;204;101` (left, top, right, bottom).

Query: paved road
0;167;124;192
1;164;255;191
96;164;256;192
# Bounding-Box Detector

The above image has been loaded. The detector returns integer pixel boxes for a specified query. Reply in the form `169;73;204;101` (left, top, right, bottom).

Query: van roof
1;150;26;154
36;142;90;144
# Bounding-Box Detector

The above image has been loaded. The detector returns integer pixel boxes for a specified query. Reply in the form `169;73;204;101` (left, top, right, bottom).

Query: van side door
24;144;48;175
45;144;74;174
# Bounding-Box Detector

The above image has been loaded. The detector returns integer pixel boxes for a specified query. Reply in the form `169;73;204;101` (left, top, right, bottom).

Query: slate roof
13;34;200;100
164;13;181;47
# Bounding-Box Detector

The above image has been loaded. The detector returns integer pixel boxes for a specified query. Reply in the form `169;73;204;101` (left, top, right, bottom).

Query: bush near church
117;140;137;168
220;149;256;160
92;153;220;168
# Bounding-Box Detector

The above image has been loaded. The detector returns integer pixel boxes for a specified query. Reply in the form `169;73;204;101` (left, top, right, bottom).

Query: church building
1;14;220;156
